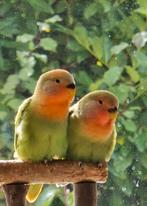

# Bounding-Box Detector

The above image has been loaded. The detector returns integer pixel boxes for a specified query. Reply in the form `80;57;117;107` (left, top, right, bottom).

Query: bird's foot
97;161;106;168
78;161;83;167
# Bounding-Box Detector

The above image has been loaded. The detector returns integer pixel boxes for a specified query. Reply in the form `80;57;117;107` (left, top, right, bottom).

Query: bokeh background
0;0;147;205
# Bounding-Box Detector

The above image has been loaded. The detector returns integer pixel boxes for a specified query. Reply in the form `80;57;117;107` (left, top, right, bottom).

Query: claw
78;161;83;167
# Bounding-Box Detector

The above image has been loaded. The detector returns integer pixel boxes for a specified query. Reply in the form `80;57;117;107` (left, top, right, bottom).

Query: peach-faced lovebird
68;90;119;163
14;69;76;203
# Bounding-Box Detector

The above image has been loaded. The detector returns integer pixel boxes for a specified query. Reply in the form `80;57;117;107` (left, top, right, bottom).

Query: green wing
14;97;32;151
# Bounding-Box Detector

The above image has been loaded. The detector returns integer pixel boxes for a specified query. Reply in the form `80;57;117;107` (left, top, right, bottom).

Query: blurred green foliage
0;0;147;205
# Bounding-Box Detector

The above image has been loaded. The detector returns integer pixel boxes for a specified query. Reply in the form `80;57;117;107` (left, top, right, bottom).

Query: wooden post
74;182;97;206
2;183;28;206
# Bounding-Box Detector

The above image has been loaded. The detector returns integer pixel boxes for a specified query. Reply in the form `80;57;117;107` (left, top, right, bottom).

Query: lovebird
68;90;119;163
14;69;76;203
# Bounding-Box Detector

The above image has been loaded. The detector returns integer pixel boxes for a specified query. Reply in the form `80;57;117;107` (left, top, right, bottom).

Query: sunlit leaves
133;51;147;68
40;37;57;52
111;42;129;55
135;0;147;16
16;34;34;43
104;67;123;86
112;146;133;179
130;130;147;152
126;66;140;83
1;75;19;95
89;37;103;60
122;119;137;132
84;2;98;19
26;0;54;14
132;32;147;49
72;24;90;50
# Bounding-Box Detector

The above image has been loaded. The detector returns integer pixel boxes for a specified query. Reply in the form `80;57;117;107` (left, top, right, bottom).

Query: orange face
32;69;76;120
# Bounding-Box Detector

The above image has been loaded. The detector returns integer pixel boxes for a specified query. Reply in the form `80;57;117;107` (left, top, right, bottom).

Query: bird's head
34;69;76;104
80;90;119;126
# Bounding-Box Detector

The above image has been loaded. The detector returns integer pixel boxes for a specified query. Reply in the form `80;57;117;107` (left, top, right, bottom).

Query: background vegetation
0;0;147;205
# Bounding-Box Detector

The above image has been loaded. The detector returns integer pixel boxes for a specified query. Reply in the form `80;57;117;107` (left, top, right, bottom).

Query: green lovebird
68;90;119;163
14;69;76;203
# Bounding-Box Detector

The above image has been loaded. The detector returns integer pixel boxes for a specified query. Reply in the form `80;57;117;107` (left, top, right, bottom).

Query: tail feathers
26;184;43;203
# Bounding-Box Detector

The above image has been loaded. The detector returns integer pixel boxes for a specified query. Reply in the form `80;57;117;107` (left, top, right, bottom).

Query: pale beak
108;107;118;120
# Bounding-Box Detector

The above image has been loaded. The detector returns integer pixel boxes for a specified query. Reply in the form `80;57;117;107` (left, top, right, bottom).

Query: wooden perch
0;160;108;185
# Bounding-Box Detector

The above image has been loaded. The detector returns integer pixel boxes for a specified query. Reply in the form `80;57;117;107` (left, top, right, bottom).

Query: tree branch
0;160;108;185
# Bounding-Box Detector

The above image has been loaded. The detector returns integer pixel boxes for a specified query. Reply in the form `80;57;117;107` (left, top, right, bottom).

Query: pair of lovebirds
14;69;119;203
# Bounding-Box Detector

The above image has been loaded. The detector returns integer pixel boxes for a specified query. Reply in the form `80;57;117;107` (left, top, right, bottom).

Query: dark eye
98;100;103;104
55;79;60;83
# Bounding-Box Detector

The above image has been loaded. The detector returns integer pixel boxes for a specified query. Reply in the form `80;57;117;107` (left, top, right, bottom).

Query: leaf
135;0;147;16
101;36;111;63
73;24;90;50
17;51;36;69
141;152;147;169
123;110;135;119
133;51;147;67
1;75;19;94
33;53;47;63
122;119;137;132
0;39;17;48
103;66;123;86
137;78;147;97
16;34;34;43
67;39;83;52
89;36;103;59
117;137;125;145
112;149;133;179
0;17;19;37
135;7;147;16
7;98;22;111
76;71;92;86
40;37;57;52
23;78;36;93
132;32;147;48
139;110;147;126
37;22;51;32
111;42;129;55
84;2;98;19
112;85;130;103
45;15;62;23
99;0;112;12
26;0;54;14
18;68;34;80
0;111;7;120
110;192;124;206
126;66;140;83
131;130;147;152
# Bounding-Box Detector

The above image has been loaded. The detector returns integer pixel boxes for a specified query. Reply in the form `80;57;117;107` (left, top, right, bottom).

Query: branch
0;160;108;185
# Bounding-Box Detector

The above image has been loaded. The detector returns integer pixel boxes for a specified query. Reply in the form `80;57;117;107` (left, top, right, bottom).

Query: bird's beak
108;107;118;120
109;112;118;120
66;83;76;89
108;107;118;113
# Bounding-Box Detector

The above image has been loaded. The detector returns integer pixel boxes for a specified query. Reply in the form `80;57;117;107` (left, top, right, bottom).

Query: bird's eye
98;100;103;104
55;79;60;83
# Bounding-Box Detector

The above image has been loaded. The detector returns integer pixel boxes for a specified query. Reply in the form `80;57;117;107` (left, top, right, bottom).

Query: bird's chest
79;118;113;142
24;112;67;142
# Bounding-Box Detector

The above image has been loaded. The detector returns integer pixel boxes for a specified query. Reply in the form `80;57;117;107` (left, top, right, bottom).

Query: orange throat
31;98;70;121
80;118;114;142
